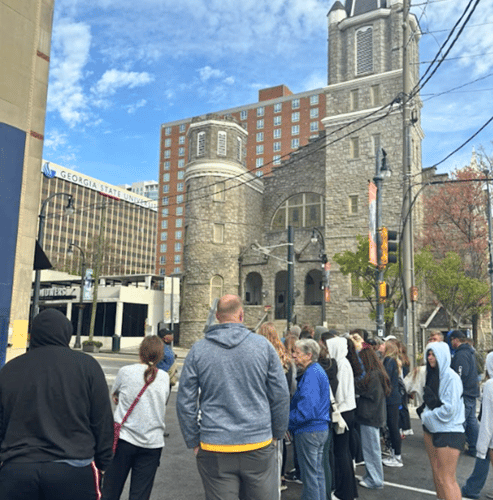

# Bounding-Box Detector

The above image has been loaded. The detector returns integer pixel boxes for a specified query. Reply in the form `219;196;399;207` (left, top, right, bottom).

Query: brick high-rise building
158;85;327;276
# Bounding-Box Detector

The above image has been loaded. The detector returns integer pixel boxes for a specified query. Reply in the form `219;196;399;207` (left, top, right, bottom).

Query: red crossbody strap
120;370;156;426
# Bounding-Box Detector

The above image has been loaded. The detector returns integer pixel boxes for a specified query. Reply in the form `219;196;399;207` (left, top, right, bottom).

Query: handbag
112;372;156;453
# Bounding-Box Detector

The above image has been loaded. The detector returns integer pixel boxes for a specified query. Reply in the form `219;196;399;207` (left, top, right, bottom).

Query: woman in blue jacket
421;341;465;500
289;339;331;500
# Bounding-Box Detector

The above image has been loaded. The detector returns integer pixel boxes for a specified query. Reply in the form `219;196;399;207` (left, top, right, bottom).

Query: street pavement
7;344;482;500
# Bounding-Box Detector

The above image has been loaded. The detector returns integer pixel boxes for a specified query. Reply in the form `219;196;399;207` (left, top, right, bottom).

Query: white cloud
91;69;154;96
224;76;235;85
44;130;68;151
47;19;92;127
126;99;148;114
198;66;225;82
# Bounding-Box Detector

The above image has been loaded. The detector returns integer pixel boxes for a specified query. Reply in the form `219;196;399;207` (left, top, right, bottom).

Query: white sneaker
382;455;403;467
402;429;414;436
359;479;383;490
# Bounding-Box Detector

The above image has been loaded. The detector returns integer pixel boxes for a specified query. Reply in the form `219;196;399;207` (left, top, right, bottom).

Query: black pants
0;461;100;500
386;403;402;455
102;439;162;500
332;410;358;500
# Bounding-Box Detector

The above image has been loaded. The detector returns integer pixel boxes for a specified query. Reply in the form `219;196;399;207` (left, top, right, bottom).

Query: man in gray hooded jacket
176;295;290;500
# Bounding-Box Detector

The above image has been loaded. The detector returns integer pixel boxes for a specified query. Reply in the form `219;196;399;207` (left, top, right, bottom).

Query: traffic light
379;227;398;266
378;281;388;302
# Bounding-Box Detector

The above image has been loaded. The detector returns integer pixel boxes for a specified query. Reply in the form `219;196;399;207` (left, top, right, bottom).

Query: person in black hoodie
0;308;114;500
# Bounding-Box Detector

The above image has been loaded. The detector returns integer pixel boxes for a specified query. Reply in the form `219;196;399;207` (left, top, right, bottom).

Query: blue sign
42;161;56;178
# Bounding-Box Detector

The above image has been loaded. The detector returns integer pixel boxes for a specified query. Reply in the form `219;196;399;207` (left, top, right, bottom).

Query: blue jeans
360;424;384;488
464;397;480;455
462;451;490;499
295;430;328;500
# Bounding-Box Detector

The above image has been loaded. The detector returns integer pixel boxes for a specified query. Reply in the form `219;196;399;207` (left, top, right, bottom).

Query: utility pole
286;226;294;330
374;149;385;337
484;170;493;344
402;0;416;361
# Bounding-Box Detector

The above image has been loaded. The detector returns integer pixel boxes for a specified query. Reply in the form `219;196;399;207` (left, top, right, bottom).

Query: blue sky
43;0;493;185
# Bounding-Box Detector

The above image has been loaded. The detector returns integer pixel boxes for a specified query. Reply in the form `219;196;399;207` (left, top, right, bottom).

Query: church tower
324;0;423;330
180;116;263;346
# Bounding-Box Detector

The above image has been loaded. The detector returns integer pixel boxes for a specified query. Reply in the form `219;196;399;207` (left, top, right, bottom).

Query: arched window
305;270;323;305
245;272;262;305
275;271;288;319
271;193;324;230
356;26;373;75
210;275;223;306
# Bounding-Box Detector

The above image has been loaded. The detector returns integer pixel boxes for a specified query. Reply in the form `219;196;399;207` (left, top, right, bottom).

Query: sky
43;0;493;186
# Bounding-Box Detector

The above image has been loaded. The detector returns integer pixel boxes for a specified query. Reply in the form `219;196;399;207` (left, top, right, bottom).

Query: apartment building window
162;184;169;193
292;99;300;109
178;159;185;168
256;145;264;155
163;173;170;182
176;195;184;203
160;256;166;264
310;95;319;105
175;230;182;239
161;220;168;229
371;84;381;106
237;137;242;162
176;218;183;228
356;26;373;75
349;195;358;214
175;242;182;252
256;132;264;142
163;161;170;170
291;125;300;136
273;129;281;139
174;255;181;264
179;124;186;133
165;127;171;135
213;224;224;243
177;171;184;180
164;138;171;147
274;103;282;113
310;108;319;119
240;110;248;120
178;147;185;156
372;134;381;155
160;244;167;253
257;106;264;117
197;131;206;156
350;89;359;111
179;136;185;144
213;182;225;202
164;150;170;159
350;137;360;158
177;182;184;191
310;122;319;132
273;155;281;165
291;138;299;149
256;158;264;168
257;119;264;129
256;171;263;177
162;208;169;217
273;142;281;152
162;197;169;205
274;116;281;126
217;131;227;156
160;232;167;241
176;206;183;215
292;112;300;122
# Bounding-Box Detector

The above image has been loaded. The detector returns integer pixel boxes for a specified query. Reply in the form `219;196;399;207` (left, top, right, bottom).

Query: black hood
30;309;72;349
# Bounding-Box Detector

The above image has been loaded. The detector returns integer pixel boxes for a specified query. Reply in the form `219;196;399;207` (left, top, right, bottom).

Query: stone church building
180;0;423;346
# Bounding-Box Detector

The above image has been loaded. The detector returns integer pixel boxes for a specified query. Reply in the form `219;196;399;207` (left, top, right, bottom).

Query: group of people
2;301;493;500
0;308;177;500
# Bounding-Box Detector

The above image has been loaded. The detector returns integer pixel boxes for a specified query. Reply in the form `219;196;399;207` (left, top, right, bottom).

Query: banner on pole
369;182;377;266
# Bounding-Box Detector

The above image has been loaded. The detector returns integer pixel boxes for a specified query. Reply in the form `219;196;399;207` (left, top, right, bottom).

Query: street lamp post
31;193;75;325
68;242;86;349
310;228;328;326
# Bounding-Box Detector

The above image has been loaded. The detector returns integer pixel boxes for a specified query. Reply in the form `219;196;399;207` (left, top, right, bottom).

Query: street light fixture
31;193;75;325
67;242;86;349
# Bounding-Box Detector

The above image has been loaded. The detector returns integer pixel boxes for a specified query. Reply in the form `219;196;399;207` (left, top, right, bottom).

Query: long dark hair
139;336;164;384
358;347;391;396
346;337;364;379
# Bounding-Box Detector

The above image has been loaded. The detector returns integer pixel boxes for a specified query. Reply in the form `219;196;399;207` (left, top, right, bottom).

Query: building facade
1;0;55;359
179;0;424;346
120;180;159;202
40;161;157;277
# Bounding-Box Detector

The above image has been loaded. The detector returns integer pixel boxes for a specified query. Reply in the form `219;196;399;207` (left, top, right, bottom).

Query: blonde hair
258;322;291;368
